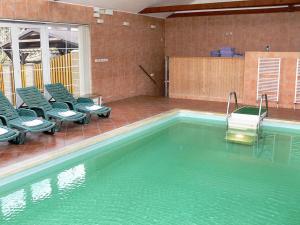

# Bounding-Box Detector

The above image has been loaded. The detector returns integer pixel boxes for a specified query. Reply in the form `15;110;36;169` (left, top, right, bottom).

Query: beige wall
0;0;165;102
165;12;300;57
91;12;165;102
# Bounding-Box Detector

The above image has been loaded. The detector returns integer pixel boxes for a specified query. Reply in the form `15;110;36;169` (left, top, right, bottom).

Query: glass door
0;22;89;105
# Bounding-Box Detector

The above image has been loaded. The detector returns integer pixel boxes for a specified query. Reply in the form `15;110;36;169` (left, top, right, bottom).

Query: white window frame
0;21;90;105
78;25;91;95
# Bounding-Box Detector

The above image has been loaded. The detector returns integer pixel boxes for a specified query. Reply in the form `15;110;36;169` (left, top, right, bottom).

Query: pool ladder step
225;92;268;145
225;129;257;145
228;115;260;130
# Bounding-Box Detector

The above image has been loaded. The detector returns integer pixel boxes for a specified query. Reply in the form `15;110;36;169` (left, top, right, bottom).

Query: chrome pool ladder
226;91;239;130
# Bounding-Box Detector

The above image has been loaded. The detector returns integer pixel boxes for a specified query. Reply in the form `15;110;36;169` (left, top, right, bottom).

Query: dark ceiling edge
140;0;300;14
167;5;300;18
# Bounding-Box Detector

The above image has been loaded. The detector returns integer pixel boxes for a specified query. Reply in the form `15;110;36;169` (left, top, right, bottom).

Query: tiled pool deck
0;96;299;167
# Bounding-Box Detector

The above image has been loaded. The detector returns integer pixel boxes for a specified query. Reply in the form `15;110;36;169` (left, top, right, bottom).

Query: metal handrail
226;91;238;117
226;91;238;130
257;94;268;134
138;65;157;85
258;94;268;118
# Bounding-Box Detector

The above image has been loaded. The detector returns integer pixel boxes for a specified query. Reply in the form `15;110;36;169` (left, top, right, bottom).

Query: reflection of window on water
57;164;86;191
1;189;26;218
31;179;52;202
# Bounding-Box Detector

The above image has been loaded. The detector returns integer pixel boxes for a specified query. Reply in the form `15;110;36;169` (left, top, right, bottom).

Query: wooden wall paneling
169;57;244;101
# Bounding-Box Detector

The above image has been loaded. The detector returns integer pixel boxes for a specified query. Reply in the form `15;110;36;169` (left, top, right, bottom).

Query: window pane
49;25;80;96
19;28;44;92
0;27;15;104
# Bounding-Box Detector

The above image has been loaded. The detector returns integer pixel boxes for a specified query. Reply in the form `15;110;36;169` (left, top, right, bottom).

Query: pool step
225;92;268;146
226;113;262;145
228;113;260;130
225;129;257;145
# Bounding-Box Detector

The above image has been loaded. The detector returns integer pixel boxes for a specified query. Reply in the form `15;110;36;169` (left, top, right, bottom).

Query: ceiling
55;0;244;18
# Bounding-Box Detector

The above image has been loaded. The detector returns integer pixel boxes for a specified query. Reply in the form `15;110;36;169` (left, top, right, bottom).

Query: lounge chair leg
85;114;91;124
75;116;88;125
50;127;56;134
105;111;111;118
9;132;26;145
55;120;63;132
81;117;88;124
98;111;111;118
44;127;56;135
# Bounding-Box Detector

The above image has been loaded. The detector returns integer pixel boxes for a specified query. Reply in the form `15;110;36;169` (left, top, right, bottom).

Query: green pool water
1;116;300;225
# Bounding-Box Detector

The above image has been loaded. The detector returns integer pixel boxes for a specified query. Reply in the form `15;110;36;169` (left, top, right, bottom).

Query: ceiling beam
140;0;300;14
167;5;300;18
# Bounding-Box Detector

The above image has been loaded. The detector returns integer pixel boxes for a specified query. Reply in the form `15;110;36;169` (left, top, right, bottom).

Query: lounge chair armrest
64;101;76;110
0;115;8;126
17;108;37;118
52;102;69;109
30;106;46;118
77;97;94;104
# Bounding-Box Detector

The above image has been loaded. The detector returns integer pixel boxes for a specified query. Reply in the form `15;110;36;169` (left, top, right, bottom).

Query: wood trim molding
167;5;300;18
140;0;300;14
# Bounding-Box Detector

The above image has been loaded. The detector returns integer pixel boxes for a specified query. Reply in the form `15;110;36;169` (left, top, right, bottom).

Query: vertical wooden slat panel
69;53;73;93
39;64;43;90
40;64;44;91
21;65;26;88
0;53;75;103
34;64;37;88
56;56;59;84
49;53;74;92
54;57;58;83
63;55;67;87
51;59;54;83
50;60;53;83
55;56;59;83
169;57;245;102
65;54;69;92
59;55;63;85
52;58;56;83
55;56;58;83
0;64;4;94
33;64;44;92
10;65;16;105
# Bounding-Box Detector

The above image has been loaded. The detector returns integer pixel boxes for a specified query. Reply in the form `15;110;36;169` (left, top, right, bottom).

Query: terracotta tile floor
0;96;300;168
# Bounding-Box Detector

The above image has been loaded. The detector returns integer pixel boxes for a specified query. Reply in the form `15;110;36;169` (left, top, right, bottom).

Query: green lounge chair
0;123;20;144
0;91;56;144
16;86;87;130
45;83;111;122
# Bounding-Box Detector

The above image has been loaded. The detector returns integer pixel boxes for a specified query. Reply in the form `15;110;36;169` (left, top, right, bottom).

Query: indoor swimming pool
0;111;300;225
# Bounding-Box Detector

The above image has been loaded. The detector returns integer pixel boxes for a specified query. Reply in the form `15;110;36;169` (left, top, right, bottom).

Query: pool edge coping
0;108;300;180
0;109;179;180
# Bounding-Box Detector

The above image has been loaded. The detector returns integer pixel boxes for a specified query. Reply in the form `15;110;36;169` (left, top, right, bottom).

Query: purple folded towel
220;52;235;57
220;47;235;52
210;50;220;57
